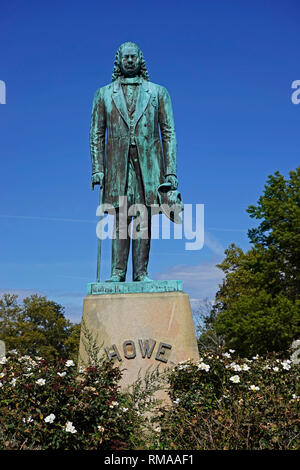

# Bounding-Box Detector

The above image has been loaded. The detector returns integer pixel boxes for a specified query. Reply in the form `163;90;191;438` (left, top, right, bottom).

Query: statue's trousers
111;146;152;280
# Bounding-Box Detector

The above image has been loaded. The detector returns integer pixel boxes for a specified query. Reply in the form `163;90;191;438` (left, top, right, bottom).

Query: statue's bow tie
120;77;141;85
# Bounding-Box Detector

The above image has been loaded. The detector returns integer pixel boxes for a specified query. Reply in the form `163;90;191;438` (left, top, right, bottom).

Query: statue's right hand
91;171;104;190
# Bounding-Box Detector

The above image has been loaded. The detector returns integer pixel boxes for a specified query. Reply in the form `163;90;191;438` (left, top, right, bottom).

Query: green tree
210;168;300;356
194;298;225;353
0;294;80;361
247;168;300;300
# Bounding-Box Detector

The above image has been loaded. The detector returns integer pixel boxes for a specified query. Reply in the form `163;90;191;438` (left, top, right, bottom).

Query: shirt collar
120;76;142;85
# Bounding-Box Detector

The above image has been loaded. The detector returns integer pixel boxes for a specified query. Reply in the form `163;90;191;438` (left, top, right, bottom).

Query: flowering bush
0;352;154;450
156;350;300;450
0;349;299;450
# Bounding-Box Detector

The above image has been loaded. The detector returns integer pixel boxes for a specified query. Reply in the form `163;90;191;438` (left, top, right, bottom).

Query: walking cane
96;184;104;283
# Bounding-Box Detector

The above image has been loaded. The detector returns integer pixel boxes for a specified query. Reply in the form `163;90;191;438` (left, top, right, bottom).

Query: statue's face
119;44;141;77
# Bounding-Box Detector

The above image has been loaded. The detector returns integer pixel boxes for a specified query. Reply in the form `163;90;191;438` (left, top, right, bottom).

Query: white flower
229;375;240;384
282;361;291;370
227;362;242;372
65;360;75;367
241;364;250;371
8;349;18;355
249;385;260;391
0;357;7;365
154;426;161;433
173;398;180;404
21;355;30;360
109;401;119;408
65;421;77;434
22;416;33;423
0;372;5;378
229;349;235;353
252;355;259;360
122;407;128;412
0;382;3;388
36;378;46;386
178;364;190;370
273;367;279;372
292;394;299;400
10;378;17;387
98;425;104;433
197;362;210;372
223;353;231;358
57;372;66;377
45;413;56;423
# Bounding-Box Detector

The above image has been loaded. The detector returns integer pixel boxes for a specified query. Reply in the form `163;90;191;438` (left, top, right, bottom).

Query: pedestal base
78;290;199;392
87;279;183;295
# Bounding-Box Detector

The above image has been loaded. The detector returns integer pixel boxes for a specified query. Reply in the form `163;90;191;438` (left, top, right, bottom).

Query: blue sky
0;0;299;322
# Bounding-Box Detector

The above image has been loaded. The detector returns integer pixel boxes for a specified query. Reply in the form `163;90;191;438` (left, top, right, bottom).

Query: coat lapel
112;79;130;128
112;78;151;130
133;79;151;129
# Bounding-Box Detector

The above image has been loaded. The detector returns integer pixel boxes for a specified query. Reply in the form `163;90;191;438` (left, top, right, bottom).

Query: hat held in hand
157;182;184;224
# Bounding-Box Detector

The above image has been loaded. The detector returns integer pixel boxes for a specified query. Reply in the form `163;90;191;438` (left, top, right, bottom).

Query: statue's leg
108;209;131;282
128;146;152;282
132;208;151;281
107;146;135;283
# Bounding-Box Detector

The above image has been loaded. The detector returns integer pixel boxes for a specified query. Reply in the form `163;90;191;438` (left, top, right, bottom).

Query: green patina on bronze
90;42;179;286
87;280;183;295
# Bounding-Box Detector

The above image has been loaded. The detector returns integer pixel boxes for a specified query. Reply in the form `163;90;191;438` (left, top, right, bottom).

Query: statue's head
112;42;149;81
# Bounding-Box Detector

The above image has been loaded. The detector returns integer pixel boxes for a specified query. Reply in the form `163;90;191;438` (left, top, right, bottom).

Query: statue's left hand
164;174;178;190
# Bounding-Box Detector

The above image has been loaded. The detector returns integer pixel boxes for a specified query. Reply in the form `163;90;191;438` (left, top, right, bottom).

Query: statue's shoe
133;274;153;282
105;274;125;282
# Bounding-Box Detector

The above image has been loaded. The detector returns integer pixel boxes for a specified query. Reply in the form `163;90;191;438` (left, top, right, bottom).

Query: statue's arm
158;86;177;181
90;88;106;188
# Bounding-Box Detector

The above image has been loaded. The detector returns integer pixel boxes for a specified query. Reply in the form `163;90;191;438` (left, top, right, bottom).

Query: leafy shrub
0;351;158;450
0;349;299;450
156;350;300;450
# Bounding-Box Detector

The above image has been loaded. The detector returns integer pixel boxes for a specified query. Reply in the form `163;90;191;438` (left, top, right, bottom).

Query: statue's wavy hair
112;42;149;82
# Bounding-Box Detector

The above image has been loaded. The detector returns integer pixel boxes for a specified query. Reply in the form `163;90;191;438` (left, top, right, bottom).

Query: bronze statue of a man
90;42;178;282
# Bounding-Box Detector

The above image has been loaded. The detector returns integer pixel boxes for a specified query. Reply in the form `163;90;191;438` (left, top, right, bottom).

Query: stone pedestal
78;288;199;392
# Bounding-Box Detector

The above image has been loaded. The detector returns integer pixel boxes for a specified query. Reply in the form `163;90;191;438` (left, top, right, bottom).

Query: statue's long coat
90;78;177;207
